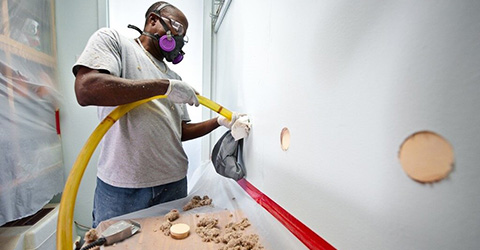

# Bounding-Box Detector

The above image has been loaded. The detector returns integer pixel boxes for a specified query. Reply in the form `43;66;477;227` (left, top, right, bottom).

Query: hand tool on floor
80;220;141;250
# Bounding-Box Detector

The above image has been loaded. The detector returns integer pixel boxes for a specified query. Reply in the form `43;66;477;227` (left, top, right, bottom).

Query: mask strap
127;24;160;40
152;3;173;39
127;24;143;34
154;3;171;13
152;13;172;39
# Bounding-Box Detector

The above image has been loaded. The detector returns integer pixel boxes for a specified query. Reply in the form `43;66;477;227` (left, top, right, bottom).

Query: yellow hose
57;95;231;249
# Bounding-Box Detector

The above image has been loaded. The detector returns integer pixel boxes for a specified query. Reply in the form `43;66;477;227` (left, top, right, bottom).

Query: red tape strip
237;179;336;250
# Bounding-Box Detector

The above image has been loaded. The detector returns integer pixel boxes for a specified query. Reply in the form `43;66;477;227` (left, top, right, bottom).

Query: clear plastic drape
0;0;63;226
101;162;309;249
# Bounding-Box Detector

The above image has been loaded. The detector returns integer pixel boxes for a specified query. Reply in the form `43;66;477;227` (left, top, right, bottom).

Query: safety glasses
160;16;186;36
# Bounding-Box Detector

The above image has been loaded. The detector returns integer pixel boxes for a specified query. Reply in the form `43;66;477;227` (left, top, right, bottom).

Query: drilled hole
399;131;454;183
280;127;290;151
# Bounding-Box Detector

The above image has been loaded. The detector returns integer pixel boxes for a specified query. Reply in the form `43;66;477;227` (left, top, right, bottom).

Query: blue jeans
92;177;187;228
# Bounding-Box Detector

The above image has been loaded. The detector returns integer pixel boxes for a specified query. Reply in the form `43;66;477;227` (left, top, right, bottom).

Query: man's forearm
75;67;170;106
181;118;220;141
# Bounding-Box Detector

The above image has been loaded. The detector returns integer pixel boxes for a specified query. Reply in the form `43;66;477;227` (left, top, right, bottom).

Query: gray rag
211;130;246;181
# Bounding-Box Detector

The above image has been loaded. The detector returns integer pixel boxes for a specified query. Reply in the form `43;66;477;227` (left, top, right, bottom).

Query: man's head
143;1;189;64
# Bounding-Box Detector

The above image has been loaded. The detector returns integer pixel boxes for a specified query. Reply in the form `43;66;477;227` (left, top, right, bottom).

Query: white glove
231;115;251;141
166;79;199;107
217;112;245;129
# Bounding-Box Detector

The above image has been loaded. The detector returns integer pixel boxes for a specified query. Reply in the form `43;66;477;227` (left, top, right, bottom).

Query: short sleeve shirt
73;28;190;188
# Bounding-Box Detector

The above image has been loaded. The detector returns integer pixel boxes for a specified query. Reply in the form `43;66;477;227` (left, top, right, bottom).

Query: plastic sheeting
0;0;63;226
101;161;308;249
0;59;63;226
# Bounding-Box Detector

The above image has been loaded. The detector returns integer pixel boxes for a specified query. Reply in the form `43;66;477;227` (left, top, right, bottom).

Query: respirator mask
128;4;188;64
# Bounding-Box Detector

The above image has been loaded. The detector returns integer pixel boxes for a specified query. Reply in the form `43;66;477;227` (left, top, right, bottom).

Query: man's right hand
217;112;246;129
166;79;199;106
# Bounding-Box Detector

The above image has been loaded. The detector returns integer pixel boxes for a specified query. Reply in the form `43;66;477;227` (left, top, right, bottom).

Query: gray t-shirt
73;28;190;188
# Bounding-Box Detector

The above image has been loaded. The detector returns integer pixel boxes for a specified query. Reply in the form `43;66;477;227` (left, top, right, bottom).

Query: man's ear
148;12;159;26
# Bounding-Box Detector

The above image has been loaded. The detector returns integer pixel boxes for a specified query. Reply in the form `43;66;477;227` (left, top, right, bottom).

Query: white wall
56;0;205;232
211;0;480;249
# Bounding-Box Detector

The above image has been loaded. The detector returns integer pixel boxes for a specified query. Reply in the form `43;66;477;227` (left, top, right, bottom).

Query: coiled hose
57;95;232;249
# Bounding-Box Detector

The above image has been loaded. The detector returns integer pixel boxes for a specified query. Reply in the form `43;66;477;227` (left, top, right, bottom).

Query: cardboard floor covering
96;209;264;250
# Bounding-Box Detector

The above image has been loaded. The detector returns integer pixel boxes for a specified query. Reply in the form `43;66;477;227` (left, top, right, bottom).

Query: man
73;1;238;227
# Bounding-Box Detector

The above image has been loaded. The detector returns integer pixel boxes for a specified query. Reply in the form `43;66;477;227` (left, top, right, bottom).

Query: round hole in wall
398;131;454;183
280;127;290;151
